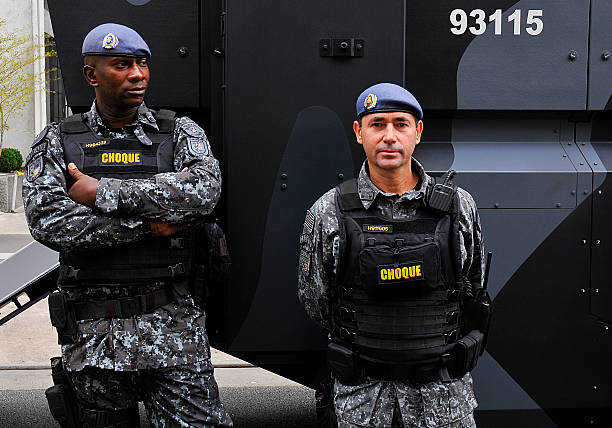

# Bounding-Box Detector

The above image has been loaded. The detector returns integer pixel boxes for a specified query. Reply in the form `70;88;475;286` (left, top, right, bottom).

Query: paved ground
0;209;317;426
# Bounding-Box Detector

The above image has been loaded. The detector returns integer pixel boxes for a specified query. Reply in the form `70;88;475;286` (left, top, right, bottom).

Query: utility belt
327;329;485;385
48;286;179;344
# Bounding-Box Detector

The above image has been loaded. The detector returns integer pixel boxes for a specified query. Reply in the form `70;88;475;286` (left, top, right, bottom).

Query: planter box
0;173;23;213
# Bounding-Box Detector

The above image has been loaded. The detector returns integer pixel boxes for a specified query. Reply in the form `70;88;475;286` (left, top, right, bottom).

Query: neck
95;101;139;129
368;159;419;194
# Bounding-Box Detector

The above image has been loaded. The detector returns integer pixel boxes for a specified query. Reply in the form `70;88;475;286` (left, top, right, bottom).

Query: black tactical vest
332;178;463;369
57;110;194;287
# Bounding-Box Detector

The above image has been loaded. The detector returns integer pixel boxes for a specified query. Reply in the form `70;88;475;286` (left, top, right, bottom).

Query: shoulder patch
26;155;44;182
187;136;209;157
183;121;205;138
25;140;48;165
31;126;50;147
303;209;315;235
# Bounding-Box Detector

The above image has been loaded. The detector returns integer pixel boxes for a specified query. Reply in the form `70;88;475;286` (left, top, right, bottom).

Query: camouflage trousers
67;358;233;427
334;374;477;428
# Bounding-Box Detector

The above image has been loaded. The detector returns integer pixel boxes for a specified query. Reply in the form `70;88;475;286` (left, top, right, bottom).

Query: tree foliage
0;20;55;158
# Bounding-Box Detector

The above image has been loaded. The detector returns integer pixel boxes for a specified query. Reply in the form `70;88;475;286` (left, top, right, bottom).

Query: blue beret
356;83;423;120
82;23;151;58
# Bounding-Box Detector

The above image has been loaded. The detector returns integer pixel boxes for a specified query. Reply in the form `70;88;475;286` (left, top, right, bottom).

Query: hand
150;221;187;237
67;163;99;207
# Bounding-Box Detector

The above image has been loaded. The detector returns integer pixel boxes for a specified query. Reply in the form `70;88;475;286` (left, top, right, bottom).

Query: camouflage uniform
298;159;484;428
23;101;233;427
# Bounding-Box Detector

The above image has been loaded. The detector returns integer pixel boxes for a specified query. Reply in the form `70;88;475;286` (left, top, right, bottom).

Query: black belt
358;354;454;383
72;287;177;320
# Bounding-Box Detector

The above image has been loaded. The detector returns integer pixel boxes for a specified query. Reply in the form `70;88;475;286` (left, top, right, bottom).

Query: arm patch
26;155;44;182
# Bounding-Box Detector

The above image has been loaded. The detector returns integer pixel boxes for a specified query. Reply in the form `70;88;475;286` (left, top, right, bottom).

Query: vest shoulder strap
155;109;177;133
59;114;88;134
336;178;363;211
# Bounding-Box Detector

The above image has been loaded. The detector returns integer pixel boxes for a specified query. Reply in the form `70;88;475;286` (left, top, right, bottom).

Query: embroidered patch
26;155;43;182
303;210;315;234
378;261;424;285
363;224;393;233
183;122;205;137
187;136;208;156
25;141;48;165
299;250;311;276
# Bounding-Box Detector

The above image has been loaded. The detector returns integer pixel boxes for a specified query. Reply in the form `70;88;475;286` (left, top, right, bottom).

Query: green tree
0;20;55;158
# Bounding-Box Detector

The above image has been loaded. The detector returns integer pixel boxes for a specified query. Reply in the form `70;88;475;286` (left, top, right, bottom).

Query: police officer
298;83;487;427
23;23;232;427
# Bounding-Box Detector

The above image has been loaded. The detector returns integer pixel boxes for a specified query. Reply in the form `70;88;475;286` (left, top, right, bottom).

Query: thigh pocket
420;374;477;428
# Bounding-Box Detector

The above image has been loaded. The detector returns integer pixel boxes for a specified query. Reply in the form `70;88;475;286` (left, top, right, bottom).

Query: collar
85;101;159;145
356;158;432;210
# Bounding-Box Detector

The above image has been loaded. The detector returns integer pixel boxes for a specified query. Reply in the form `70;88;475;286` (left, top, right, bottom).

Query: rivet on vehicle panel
338;173;344;180
281;183;287;190
556;203;561;208
604;325;609;331
595;288;600;294
322;44;329;50
494;203;499;208
568;50;577;61
177;46;189;57
571;190;576;195
584;190;589;195
594;162;598;165
580;162;584;165
595;240;601;245
598;190;602;195
280;173;287;180
582;143;586;146
593;385;599;390
581;239;587;245
563;154;567;158
602;50;611;61
580;288;586;294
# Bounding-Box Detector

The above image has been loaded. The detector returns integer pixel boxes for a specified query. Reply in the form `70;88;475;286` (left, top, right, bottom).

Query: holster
45;357;79;427
450;329;484;379
463;290;491;355
327;342;360;385
48;291;78;345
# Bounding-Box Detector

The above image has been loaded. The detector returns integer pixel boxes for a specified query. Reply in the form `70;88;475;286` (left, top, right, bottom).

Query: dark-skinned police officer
23;23;232;427
298;83;488;427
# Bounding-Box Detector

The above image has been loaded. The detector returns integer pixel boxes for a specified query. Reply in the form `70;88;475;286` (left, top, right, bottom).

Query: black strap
59;263;187;283
156;109;176;133
358;356;445;382
337;179;363;211
59;114;88;134
72;287;176;320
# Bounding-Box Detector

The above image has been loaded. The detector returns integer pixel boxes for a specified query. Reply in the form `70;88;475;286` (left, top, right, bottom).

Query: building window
46;35;67;123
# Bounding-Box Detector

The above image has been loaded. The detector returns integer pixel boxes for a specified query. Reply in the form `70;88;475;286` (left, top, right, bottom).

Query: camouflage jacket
298;159;484;424
23;101;220;371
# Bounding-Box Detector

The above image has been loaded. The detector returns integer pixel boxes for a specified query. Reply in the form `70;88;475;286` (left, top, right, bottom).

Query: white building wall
0;0;47;161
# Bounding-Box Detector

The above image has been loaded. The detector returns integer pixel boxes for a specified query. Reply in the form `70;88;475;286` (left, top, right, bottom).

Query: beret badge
102;33;119;50
364;93;377;110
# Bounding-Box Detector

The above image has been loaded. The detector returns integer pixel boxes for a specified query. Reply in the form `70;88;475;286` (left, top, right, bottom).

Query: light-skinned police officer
298;83;488;427
23;23;232;427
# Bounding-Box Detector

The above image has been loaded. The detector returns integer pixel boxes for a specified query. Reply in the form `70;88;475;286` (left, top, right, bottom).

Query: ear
415;120;423;146
83;64;98;87
353;120;363;146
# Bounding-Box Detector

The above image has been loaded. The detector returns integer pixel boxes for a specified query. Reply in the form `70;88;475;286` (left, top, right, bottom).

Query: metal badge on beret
102;33;119;50
187;137;208;156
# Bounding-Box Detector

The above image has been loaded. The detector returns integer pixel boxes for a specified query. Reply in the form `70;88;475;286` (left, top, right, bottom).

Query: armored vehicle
2;1;612;426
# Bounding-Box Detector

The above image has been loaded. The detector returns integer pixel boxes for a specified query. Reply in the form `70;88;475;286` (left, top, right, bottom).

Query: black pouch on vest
359;243;442;292
327;342;359;384
450;329;484;378
48;292;78;345
463;295;491;335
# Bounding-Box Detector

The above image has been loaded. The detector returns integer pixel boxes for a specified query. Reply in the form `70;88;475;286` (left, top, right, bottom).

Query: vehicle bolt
603;50;611;61
580;162;584;165
281;173;288;180
356;43;363;50
595;288;600;293
338;173;344;180
556;203;561;208
281;183;287;190
581;239;587;245
177;46;189;57
494;203;499;208
213;48;224;57
598;190;603;195
568;50;578;61
339;41;349;49
580;288;586;294
605;325;609;331
563;154;567;157
593;385;598;391
595;239;601;245
571;190;576;195
584;190;589;195
594;162;598;165
582;143;586;146
322;44;329;50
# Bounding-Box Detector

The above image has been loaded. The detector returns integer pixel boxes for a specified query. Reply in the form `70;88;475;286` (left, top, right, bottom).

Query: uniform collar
86;101;159;145
357;158;431;209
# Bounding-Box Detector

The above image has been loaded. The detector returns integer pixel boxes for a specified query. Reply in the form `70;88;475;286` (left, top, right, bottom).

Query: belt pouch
48;291;78;344
327;342;358;384
451;329;484;378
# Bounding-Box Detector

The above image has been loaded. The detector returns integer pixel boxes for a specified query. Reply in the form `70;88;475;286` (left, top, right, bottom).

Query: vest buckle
444;329;460;344
168;263;185;277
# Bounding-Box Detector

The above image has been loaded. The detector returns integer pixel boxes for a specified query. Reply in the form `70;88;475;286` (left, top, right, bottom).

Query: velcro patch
25;141;48;165
183;122;205;138
26;155;44;182
303;210;315;235
363;224;393;233
99;151;142;166
378;261;424;285
82;140;109;150
187;136;208;157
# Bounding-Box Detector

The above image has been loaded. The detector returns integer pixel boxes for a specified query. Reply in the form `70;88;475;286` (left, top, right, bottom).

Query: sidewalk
0;209;275;391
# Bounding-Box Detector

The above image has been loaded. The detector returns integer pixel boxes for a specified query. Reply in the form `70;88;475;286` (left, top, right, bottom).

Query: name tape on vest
83;140;109;149
363;224;393;233
99;151;142;166
378;261;424;285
